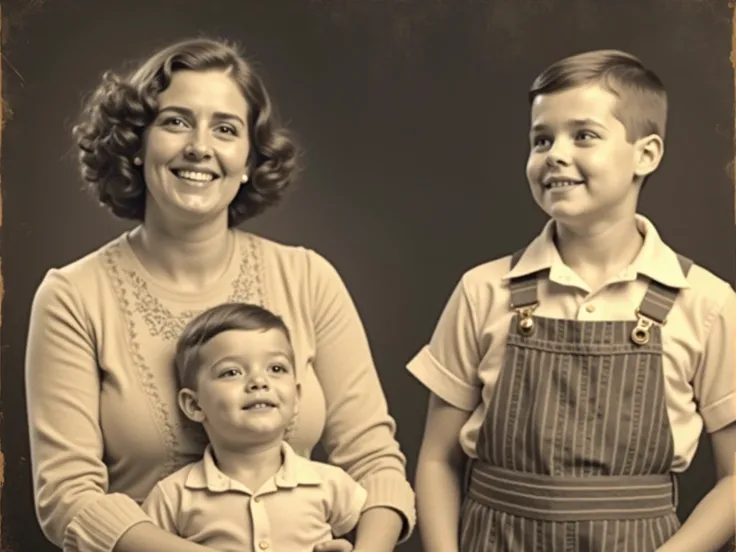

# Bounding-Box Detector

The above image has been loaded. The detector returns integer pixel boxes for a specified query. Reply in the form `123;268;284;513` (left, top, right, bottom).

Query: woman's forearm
415;458;463;552
658;475;735;552
114;521;214;552
353;506;403;552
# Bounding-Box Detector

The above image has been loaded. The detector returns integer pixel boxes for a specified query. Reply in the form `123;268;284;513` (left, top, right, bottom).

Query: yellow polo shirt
408;215;736;472
141;442;367;552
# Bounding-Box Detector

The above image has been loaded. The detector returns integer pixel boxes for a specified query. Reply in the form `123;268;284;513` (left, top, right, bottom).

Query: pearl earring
133;156;142;166
241;174;249;183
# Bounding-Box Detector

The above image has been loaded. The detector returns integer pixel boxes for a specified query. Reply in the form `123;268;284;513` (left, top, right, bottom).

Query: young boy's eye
532;136;551;149
219;368;241;378
269;364;288;374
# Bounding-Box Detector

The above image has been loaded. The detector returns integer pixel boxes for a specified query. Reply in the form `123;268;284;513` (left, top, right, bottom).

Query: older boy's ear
634;134;664;178
178;388;205;423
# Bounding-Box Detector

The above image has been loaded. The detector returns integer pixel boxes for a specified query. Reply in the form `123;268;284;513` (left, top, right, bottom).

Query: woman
25;37;415;552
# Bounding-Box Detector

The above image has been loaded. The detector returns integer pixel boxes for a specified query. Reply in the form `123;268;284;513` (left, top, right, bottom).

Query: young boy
408;49;736;551
141;302;367;552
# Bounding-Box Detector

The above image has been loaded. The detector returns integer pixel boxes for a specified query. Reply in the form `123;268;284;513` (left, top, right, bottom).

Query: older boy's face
188;328;299;446
525;84;642;227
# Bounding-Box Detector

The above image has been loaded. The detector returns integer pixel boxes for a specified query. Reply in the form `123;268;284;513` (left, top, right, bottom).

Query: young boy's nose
246;374;270;391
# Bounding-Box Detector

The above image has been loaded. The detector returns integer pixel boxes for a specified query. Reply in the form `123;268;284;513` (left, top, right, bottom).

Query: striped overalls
460;249;691;551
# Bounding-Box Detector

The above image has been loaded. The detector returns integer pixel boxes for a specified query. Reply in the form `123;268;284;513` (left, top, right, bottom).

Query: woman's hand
314;538;354;552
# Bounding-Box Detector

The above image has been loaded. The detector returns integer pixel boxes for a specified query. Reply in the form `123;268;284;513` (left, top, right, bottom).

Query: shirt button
253;497;260;503
259;542;270;550
585;304;596;313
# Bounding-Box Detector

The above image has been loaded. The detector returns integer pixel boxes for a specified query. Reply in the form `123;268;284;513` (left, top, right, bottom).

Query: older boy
409;50;736;551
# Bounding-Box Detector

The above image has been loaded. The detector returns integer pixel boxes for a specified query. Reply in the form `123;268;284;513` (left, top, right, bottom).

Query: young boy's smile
526;84;650;228
180;328;300;446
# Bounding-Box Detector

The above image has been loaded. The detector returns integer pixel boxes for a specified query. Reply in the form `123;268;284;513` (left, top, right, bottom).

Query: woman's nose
183;135;212;160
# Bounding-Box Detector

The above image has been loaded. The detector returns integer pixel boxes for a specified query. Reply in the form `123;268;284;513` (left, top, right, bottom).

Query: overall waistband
467;461;677;522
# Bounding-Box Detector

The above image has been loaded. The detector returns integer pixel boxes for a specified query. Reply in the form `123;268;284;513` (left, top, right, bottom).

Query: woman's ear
178;388;205;423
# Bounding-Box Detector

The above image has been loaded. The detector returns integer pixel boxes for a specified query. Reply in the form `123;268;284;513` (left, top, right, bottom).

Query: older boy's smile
542;176;585;190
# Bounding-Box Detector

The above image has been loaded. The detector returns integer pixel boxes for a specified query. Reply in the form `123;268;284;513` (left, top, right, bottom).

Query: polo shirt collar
185;441;323;494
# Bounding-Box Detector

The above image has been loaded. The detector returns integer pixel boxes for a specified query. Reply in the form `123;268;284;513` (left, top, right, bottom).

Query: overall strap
637;254;693;324
508;247;539;309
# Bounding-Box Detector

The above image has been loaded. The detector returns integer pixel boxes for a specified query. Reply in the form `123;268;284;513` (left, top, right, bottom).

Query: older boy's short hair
175;302;292;390
529;49;667;143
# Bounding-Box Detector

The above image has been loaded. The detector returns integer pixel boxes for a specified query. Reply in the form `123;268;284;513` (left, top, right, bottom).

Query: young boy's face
525;83;649;227
180;328;300;446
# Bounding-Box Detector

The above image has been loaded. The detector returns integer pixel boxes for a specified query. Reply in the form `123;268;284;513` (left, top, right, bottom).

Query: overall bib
460;250;691;551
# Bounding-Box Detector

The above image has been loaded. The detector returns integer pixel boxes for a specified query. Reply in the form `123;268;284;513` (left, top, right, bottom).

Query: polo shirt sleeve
140;481;180;535
407;276;484;411
693;287;736;433
323;466;368;538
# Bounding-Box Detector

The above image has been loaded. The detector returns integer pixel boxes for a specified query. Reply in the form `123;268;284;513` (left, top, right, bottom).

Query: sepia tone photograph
0;1;734;551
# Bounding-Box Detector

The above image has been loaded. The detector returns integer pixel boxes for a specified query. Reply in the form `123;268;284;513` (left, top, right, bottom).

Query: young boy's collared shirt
141;441;367;552
408;215;736;472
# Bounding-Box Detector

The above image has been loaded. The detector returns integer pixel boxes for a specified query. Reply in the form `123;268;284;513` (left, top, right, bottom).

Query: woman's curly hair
72;37;299;226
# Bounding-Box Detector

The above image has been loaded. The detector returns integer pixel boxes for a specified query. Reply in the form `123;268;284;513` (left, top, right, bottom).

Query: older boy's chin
535;199;578;219
538;204;597;227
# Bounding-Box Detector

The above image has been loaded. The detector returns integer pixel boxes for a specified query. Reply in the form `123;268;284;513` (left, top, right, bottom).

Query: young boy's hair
529;49;667;144
174;302;292;391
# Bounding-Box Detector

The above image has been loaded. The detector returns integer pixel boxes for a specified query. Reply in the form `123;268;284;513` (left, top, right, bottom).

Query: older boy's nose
545;140;572;166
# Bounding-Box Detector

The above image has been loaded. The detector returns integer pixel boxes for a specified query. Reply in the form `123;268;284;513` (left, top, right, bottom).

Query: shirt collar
185;441;323;493
503;218;558;281
503;214;690;289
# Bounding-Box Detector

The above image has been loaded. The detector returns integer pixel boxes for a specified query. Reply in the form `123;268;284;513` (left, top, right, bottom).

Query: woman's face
141;69;250;227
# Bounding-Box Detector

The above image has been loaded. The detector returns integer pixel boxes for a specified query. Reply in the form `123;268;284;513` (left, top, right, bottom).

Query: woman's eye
162;117;185;126
216;125;237;136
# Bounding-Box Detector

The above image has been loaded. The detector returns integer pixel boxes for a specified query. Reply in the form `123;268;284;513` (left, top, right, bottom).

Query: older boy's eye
576;130;597;141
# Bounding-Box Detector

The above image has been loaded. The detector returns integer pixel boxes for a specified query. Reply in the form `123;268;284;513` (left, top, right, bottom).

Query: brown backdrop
1;1;734;550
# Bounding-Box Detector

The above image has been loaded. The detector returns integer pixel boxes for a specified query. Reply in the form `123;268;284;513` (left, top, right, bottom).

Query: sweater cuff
360;471;416;543
63;493;151;552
